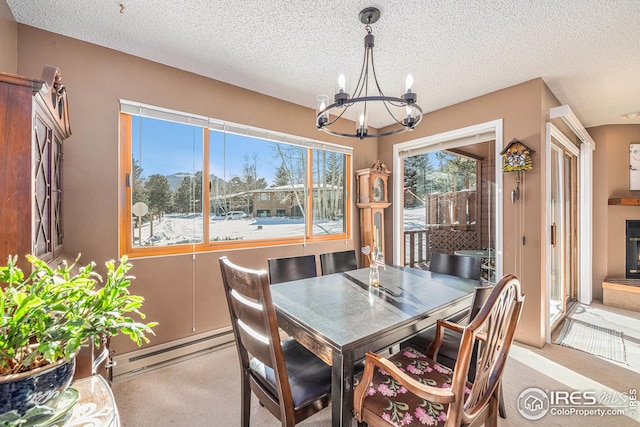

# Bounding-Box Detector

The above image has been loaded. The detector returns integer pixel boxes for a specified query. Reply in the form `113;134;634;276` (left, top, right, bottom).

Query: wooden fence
404;189;479;268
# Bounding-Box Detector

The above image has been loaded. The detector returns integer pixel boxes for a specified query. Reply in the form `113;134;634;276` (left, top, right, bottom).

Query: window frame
119;101;352;257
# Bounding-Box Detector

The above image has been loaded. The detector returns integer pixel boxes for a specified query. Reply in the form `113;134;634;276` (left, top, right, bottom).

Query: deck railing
404;229;429;268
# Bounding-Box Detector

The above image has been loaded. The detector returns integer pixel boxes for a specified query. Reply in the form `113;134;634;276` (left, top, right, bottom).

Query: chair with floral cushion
403;285;509;419
353;274;524;427
219;256;332;427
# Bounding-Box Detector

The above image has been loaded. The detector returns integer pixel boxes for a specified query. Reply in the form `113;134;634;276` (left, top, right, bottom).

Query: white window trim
120;99;353;155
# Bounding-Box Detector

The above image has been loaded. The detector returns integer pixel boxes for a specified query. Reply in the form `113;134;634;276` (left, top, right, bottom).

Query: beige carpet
111;302;640;426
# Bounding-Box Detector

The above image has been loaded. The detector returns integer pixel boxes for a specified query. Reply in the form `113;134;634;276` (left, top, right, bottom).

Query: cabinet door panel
53;136;63;252
34;114;53;259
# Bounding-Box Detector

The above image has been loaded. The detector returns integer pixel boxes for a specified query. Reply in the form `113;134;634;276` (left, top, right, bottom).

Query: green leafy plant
0;254;157;376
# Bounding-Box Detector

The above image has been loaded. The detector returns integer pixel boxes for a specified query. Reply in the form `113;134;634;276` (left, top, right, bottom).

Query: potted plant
0;254;157;422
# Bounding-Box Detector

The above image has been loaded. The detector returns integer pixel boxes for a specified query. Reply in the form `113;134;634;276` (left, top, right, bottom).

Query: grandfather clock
356;161;391;255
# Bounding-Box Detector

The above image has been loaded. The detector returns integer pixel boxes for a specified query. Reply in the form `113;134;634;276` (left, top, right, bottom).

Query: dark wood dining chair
429;252;482;280
319;250;358;275
267;254;318;285
353;275;524;427
405;252;483;352
219;256;332;427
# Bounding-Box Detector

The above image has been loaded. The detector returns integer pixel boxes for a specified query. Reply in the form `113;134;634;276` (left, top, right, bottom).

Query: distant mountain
165;172;226;191
165;173;191;191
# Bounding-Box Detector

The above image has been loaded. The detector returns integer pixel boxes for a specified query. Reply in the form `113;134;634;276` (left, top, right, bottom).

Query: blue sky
132;117;280;184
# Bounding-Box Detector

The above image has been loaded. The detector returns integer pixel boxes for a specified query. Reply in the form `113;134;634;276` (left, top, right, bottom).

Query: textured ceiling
7;0;640;129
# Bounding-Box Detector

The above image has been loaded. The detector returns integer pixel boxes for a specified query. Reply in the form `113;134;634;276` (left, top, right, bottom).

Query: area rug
555;318;627;364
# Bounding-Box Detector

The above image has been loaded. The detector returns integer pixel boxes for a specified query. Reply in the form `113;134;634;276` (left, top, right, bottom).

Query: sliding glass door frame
549;130;579;329
545;121;595;343
391;119;504;280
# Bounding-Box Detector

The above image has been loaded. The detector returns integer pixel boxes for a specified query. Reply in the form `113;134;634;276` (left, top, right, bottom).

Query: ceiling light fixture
315;7;423;140
622;111;640;120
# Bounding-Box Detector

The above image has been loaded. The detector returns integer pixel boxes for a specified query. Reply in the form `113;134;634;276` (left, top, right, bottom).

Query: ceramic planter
0;355;76;416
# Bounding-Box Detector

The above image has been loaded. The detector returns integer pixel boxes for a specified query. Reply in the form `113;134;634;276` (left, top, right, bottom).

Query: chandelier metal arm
321;105;349;128
368;48;406;108
381;99;410;127
350;45;369;100
316;97;423;136
368;48;385;97
317;123;418;139
321;96;410;113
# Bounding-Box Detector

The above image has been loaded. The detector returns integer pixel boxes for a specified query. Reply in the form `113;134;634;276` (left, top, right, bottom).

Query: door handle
551;223;557;248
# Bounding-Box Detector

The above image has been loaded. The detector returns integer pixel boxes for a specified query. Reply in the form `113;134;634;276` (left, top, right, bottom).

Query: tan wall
590;124;640;298
0;0;17;74
380;79;557;347
16;25;366;354
14;25;566;351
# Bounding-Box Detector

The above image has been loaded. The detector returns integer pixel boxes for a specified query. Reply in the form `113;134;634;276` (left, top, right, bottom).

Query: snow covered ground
403;206;426;231
132;207;426;247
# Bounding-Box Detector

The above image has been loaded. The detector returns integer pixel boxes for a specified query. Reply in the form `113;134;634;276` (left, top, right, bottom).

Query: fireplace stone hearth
603;279;640;312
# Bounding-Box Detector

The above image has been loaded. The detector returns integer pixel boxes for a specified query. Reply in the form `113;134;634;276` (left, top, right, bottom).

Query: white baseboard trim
112;326;234;377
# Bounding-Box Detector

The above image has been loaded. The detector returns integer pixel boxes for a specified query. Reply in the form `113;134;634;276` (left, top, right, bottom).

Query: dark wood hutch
0;67;112;380
0;66;71;270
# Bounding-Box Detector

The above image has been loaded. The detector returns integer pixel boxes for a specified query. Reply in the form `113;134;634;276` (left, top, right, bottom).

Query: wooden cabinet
0;76;113;382
0;67;71;269
356;161;391;256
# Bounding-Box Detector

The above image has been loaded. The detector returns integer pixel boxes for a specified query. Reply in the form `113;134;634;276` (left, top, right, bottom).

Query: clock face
373;177;384;202
508;153;526;167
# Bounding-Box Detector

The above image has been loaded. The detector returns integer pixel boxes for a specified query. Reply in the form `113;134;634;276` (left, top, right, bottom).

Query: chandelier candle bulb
406;105;414;119
357;110;367;138
405;74;414;93
334;73;350;105
338;74;346;92
316;95;329;126
404;105;417;127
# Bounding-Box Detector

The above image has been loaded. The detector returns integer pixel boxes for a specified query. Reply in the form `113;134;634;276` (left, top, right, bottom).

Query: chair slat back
268;255;317;285
429;252;482;280
456;275;524;423
220;257;283;372
319;250;358;275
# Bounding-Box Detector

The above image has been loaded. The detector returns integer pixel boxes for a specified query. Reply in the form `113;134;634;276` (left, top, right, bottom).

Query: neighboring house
252;184;344;219
211;183;344;219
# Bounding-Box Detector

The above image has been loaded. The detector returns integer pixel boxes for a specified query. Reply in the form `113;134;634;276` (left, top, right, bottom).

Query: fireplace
626;220;640;279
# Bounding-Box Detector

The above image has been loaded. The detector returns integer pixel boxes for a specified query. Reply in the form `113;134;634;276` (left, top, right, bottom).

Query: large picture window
120;101;351;256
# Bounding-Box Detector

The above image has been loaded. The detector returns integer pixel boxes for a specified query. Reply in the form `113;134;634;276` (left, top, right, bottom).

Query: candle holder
369;263;379;288
362;245;385;288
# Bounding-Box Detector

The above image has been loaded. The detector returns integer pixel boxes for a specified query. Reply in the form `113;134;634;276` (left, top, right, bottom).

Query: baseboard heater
112;326;234;377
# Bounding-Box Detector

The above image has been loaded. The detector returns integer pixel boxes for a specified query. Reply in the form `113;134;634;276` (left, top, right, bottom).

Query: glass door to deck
549;141;578;329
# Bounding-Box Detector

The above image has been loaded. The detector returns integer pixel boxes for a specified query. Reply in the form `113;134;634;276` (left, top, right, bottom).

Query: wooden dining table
270;264;477;427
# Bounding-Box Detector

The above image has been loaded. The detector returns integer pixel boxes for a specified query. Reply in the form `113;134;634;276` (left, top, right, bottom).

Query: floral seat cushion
354;347;471;427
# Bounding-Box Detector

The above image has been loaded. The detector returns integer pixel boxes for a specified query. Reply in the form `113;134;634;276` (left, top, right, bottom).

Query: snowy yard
132;207;426;246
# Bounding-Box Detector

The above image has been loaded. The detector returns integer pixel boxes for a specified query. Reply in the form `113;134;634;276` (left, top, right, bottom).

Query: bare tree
273;144;306;219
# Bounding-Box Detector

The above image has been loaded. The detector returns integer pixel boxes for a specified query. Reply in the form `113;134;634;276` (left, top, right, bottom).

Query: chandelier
316;7;423;139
